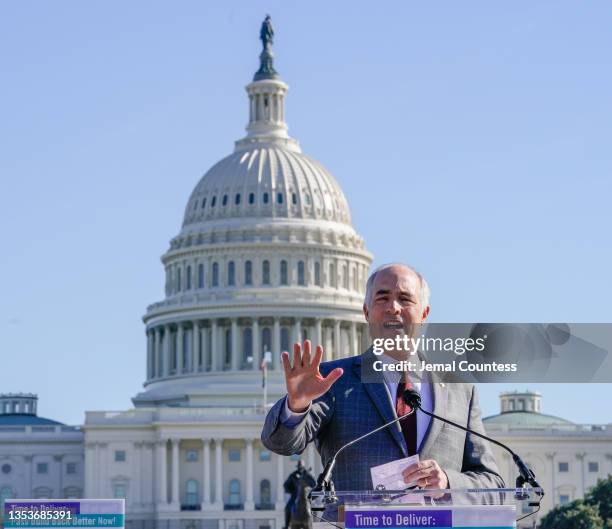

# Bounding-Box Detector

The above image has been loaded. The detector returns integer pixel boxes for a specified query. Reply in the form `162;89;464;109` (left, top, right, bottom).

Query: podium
309;487;544;528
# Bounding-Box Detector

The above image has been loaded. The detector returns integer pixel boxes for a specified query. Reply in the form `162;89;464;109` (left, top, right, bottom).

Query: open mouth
383;321;404;329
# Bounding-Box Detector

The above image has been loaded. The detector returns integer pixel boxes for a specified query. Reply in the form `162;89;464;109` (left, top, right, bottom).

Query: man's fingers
312;344;324;367
292;342;302;369
302;340;312;366
321;367;343;390
281;351;291;374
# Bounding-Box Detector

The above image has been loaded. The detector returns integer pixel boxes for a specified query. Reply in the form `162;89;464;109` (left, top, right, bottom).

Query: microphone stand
311;408;417;498
403;390;544;500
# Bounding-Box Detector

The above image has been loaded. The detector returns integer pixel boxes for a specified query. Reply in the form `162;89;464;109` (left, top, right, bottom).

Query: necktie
396;380;417;456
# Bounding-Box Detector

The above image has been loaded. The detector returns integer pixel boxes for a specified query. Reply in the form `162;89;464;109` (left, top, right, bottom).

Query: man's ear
363;303;370;322
421;306;430;322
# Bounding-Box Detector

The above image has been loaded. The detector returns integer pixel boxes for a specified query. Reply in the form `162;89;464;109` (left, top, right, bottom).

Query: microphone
312;404;417;494
403;388;544;493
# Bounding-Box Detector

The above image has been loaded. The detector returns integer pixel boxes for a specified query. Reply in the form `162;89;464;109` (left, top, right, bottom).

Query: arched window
314;262;321;286
185;479;198;506
235;193;241;205
280;260;288;285
281;327;290;353
329;263;336;288
63;487;80;499
260;479;271;506
225;329;232;368
261;328;272;354
201;198;206;210
228;479;241;506
262;260;270;285
222;194;228;206
343;263;349;289
243;328;253;366
292;192;297;205
211;196;217;207
212;263;219;287
228;261;235;286
298;261;305;286
198;264;204;289
177;268;182;292
277;192;283;204
248;192;255;204
113;484;126;499
186;265;192;290
263;192;269;204
244;260;253;285
33;487;52;499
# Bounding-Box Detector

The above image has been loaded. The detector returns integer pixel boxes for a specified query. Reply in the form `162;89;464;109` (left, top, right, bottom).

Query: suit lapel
419;379;448;458
353;351;408;457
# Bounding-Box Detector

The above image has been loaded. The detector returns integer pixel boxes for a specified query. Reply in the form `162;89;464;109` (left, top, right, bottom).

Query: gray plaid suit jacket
261;349;505;491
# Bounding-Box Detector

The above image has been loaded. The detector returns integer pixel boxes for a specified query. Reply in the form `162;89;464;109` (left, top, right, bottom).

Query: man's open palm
282;340;343;412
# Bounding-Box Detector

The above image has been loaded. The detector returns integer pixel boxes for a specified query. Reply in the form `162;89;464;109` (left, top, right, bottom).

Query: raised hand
281;340;344;413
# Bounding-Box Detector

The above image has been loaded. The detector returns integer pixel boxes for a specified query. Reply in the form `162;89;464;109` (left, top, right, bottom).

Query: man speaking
261;263;504;491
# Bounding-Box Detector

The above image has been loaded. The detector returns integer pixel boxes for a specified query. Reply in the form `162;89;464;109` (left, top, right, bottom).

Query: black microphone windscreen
403;388;422;409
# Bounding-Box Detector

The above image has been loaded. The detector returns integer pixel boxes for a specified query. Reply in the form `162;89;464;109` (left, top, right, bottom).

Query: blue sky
1;2;611;426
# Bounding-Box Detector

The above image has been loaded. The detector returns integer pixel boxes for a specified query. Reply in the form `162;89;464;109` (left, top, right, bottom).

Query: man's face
363;266;430;343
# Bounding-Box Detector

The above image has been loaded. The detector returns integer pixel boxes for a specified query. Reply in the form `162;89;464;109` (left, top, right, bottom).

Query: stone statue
284;460;316;529
260;14;274;50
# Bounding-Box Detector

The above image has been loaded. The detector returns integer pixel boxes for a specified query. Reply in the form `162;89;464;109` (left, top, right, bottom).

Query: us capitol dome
134;21;373;409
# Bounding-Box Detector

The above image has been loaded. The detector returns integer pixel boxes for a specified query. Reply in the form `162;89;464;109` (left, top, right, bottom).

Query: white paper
370;454;420;490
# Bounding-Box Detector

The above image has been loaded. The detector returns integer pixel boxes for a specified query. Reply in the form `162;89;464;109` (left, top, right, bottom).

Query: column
192;320;199;373
245;439;254;510
350;321;358;355
133;443;142;507
252;319;260;370
163;325;171;377
293;318;302;345
546;452;556;508
201;439;211;509
231;319;239;370
214;439;223;508
275;454;285;510
158;440;168;505
334;320;341;360
361;324;370;353
272;318;280;370
155;328;163;378
147;330;153;379
54;455;63;498
171;439;180;508
23;455;32;497
315;319;322;350
200;326;207;372
576;452;586;497
176;324;184;374
308;444;316;474
93;443;100;497
211;319;219;371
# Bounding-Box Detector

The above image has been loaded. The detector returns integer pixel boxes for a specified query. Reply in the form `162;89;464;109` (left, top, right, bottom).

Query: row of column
155;438;307;511
166;257;368;296
18;454;82;499
147;318;369;380
249;91;284;124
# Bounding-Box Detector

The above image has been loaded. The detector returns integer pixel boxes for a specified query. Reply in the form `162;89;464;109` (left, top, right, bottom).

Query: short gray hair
364;263;431;309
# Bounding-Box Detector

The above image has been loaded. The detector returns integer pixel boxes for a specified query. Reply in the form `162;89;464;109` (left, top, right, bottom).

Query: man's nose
386;300;401;314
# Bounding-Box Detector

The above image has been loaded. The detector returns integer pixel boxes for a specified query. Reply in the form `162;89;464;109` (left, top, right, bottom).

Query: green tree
539;500;603;529
585;475;612;523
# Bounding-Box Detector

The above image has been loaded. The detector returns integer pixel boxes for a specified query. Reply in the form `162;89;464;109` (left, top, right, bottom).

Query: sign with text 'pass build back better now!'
344;505;516;529
3;500;124;529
